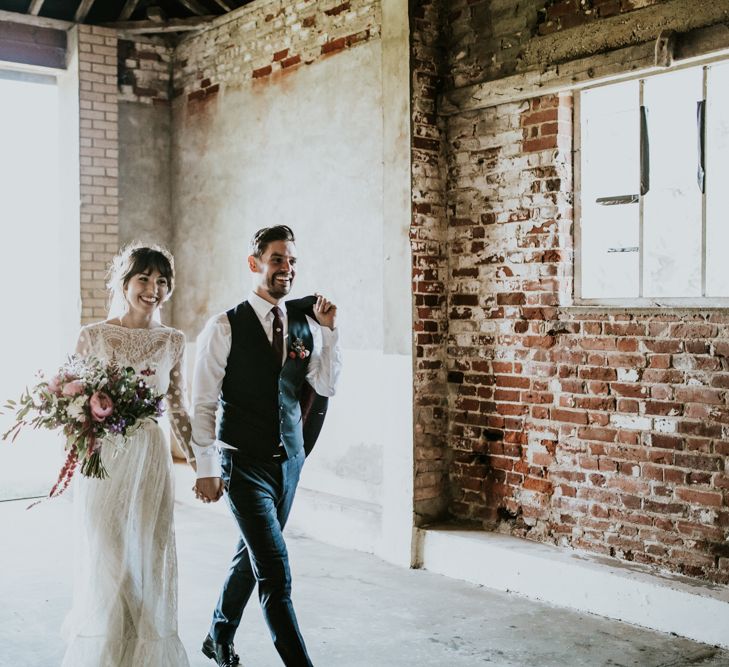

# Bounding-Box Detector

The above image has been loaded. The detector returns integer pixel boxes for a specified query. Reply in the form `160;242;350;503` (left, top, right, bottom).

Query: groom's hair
250;225;295;258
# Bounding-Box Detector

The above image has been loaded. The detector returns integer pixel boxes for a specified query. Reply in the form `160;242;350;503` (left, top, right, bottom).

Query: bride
61;244;195;666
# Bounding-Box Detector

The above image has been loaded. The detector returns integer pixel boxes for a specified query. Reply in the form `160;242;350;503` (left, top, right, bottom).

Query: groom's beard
266;272;293;299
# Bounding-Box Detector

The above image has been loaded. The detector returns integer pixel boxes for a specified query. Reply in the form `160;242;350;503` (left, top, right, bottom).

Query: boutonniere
288;337;311;360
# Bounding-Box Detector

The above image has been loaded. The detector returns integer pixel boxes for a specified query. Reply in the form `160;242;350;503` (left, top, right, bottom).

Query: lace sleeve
75;326;94;359
166;331;194;465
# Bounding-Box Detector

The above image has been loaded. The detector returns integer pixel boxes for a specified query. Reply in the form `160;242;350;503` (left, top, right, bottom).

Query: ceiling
0;0;255;34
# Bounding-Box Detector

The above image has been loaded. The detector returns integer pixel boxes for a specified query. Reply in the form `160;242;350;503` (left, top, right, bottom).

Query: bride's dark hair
107;243;175;316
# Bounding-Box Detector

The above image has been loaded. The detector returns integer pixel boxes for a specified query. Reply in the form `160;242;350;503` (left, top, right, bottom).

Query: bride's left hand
193;477;223;503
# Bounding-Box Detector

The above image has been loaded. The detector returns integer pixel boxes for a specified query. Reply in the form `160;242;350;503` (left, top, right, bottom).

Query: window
576;61;729;304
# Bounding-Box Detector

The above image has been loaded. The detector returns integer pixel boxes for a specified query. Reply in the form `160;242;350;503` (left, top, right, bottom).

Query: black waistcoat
217;300;313;460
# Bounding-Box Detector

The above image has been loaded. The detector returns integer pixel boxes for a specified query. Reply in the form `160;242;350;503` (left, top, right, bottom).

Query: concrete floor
1;498;728;667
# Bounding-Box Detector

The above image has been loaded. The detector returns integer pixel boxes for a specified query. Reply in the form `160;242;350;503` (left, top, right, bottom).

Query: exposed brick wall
444;88;729;583
446;92;573;523
118;39;173;105
411;0;450;523
172;0;380;104
78;25;119;323
445;0;544;88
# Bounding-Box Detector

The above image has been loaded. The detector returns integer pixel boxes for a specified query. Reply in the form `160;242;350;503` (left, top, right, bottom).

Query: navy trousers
211;448;312;667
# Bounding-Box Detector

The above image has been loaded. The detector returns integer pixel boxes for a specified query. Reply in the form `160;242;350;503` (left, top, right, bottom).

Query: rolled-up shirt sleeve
305;316;341;397
191;314;231;479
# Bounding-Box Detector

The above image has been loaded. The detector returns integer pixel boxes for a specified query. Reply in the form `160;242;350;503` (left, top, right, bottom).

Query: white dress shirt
191;291;342;478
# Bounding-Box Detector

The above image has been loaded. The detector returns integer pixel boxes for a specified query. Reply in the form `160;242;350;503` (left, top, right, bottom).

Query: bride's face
124;269;170;315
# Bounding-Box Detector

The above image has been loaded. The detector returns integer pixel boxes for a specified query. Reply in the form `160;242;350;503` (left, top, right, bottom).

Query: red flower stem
47;447;78;499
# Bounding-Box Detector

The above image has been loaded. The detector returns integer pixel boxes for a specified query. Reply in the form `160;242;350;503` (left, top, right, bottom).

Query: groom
191;225;341;667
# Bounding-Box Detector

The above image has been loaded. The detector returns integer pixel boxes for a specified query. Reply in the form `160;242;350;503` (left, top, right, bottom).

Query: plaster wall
170;37;411;559
172;42;384;344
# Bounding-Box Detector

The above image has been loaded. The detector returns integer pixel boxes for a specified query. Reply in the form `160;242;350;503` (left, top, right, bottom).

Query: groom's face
249;239;297;302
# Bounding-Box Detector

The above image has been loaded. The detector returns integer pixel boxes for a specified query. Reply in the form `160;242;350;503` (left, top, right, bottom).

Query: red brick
645;401;683;416
650;433;682;450
497;292;526;305
523;477;553;493
325;2;351;16
495;375;531;389
252;65;272;78
281;55;301;69
647;354;671;369
611;383;649;398
644;339;682;353
552;408;588;425
521;108;559;126
670;323;717;338
617;338;638;352
674;453;723;472
578;367;617;381
603;322;646;336
321;37;347;54
675;488;723;507
523;136;558;153
674;387;724;405
578;427;617;442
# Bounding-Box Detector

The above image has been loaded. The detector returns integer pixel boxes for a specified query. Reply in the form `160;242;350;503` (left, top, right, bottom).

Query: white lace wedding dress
61;322;194;667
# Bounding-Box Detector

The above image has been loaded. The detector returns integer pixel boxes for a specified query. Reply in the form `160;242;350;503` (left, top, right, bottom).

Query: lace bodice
75;323;194;463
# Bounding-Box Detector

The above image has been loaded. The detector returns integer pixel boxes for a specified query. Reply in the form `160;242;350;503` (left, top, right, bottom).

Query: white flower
66;395;87;422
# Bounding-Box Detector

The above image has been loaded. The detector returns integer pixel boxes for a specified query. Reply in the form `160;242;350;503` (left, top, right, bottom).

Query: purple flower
108;418;127;434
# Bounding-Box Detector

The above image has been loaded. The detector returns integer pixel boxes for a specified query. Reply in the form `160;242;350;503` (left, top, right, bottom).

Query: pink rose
62;380;85;397
89;391;114;422
47;375;63;395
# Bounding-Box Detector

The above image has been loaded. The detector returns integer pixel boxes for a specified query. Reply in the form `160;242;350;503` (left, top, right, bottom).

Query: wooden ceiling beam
0;8;72;30
146;7;166;22
73;0;96;23
210;0;233;11
177;0;210;16
118;0;141;22
28;0;46;16
103;15;216;34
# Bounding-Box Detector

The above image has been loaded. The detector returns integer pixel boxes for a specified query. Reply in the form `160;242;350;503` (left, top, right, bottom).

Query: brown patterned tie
271;306;284;366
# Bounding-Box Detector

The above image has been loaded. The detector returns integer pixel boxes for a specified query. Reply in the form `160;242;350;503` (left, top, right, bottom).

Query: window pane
706;62;729;297
642;67;703;297
580;80;640;298
580;204;639;298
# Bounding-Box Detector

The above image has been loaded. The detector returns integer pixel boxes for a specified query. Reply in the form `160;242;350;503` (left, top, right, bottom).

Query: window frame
574;57;729;309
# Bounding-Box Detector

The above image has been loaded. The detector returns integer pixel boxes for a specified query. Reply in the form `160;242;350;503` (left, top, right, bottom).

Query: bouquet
2;355;164;500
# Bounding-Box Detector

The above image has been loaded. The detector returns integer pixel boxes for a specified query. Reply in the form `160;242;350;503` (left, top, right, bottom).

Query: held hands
314;294;337;330
193;477;224;503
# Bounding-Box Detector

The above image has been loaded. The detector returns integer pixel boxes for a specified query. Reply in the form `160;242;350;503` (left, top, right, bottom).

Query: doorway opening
0;68;80;501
